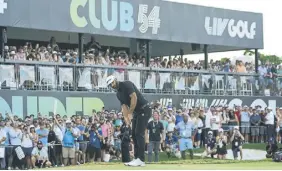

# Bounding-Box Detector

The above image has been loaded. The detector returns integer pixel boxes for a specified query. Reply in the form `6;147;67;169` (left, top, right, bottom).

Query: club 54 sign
70;0;161;34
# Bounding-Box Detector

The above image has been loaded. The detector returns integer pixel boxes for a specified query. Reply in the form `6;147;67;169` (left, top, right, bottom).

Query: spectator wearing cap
216;128;227;159
250;109;261;143
230;126;244;160
62;120;78;166
240;106;251;143
0;120;7;169
31;140;51;168
36;122;49;146
175;114;196;160
88;124;103;162
174;109;183;125
265;107;275;140
164;131;178;158
9;51;16;60
114;112;123;127
146;111;164;163
202;131;216;159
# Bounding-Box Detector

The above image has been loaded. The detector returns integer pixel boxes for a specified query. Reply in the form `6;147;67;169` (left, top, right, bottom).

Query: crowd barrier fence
0;60;280;96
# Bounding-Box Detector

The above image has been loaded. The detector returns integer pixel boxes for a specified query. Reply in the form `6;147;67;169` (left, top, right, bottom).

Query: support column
78;33;84;63
0;27;7;60
255;49;259;73
204;44;208;70
137;39;151;67
145;40;151;67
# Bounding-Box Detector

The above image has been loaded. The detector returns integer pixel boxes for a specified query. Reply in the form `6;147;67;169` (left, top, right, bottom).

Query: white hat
65;120;72;124
234;126;239;130
10;51;16;55
106;75;116;86
208;131;213;135
218;128;224;132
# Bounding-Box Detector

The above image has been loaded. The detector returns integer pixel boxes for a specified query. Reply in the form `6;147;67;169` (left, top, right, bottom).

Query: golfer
106;75;151;167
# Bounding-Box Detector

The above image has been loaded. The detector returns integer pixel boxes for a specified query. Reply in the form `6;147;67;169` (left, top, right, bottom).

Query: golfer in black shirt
106;75;151;167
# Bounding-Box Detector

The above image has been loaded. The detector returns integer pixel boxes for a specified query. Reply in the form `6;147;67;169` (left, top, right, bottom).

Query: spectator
250;109;261;143
8;121;24;169
88;124;102;162
202;131;216;159
231;126;244;160
0;120;7;169
31;141;51;168
62;120;77;166
240;106;251;143
216;128;227;159
21;125;33;169
36;122;48;147
146;111;164;163
265;107;275;140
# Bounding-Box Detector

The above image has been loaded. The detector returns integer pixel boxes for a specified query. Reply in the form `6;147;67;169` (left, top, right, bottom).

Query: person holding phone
230;126;244;160
106;75;151;167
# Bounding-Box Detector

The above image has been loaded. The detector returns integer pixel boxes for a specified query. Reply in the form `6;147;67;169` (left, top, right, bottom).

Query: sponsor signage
0;0;263;48
0;90;278;118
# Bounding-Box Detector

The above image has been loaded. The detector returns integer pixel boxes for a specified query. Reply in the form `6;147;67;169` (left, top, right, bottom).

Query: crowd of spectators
0;36;281;95
1;36;279;74
0;101;281;169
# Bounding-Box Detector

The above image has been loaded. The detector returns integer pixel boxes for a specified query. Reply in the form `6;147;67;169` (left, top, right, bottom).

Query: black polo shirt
147;121;164;141
116;81;147;113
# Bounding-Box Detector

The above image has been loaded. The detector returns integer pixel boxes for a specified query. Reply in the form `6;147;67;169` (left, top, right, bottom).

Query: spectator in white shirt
8;121;24;169
265;107;275;141
204;108;212;138
21;125;34;169
0;120;7;169
31;141;51;168
258;65;268;88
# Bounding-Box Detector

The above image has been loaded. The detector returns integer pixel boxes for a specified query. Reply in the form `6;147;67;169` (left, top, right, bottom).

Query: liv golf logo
0;0;7;14
204;16;256;39
180;98;277;111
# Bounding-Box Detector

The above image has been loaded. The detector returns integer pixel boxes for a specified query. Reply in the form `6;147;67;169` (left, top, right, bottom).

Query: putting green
47;160;280;170
46;144;278;170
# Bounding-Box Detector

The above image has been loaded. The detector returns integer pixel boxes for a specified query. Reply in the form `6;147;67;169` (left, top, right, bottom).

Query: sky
165;0;282;61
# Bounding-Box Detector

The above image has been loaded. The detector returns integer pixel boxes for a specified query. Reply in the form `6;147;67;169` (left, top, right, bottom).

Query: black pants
266;124;274;140
121;141;130;163
48;147;57;166
203;128;211;145
132;106;152;162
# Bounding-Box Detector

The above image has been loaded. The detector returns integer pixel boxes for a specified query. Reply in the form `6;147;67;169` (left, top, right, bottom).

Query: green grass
46;143;278;170
46;161;282;170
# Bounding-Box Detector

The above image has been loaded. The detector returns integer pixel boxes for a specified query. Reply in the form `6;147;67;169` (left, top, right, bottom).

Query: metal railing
0;60;280;96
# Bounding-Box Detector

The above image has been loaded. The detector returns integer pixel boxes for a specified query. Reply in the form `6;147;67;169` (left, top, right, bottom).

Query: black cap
38;141;43;145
